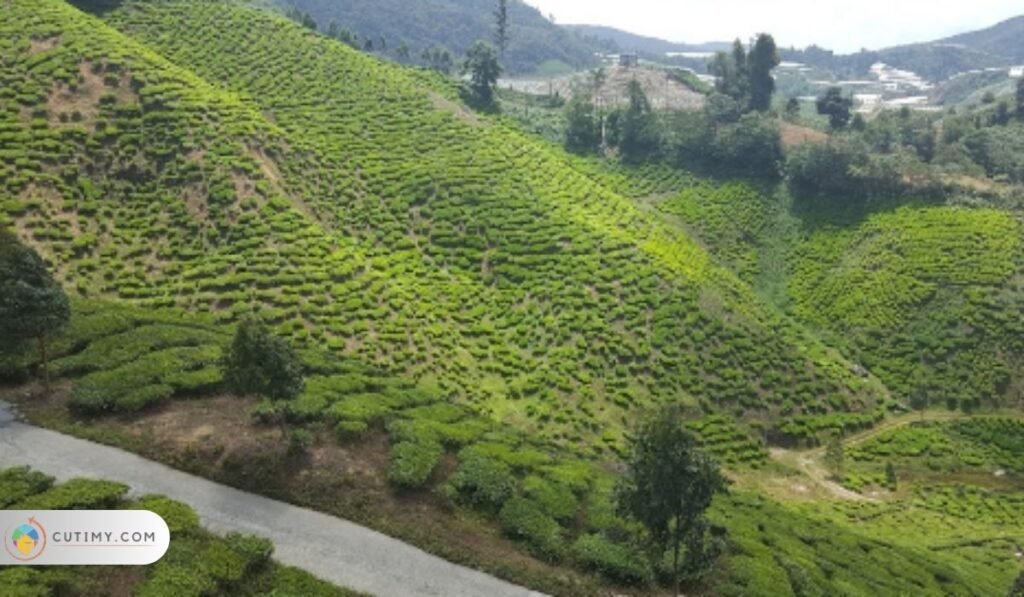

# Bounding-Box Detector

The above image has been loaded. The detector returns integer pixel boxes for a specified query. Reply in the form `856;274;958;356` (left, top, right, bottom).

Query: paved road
0;403;542;597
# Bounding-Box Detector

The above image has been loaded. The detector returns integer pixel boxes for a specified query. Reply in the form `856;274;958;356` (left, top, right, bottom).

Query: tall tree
0;231;70;393
618;79;659;161
462;40;502;105
816;86;853;129
709;39;749;103
564;92;599;153
222;316;304;402
824;433;845;480
616;406;728;595
747;34;779;112
493;0;509;57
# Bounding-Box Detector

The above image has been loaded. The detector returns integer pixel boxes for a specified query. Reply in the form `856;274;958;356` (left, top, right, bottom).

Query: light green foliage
791;206;1024;404
498;496;565;560
850;418;1024;474
0;466;54;508
388;439;443;488
135;495;200;534
13;478;127;509
659;183;772;283
0;0;879;455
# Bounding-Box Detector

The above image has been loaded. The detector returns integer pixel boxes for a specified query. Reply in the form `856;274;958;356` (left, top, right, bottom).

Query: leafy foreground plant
0;466;360;596
616;406;728;595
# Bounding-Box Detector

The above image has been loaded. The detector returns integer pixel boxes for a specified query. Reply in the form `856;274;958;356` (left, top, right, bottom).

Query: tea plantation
791;205;1024;407
0;466;357;596
4;0;1024;595
0;0;881;454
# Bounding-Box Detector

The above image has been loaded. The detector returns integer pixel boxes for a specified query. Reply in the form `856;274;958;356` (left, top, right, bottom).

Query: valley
1;1;1024;596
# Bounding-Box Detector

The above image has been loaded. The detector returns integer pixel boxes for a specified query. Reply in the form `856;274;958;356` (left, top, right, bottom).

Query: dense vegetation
0;466;356;596
4;0;1024;595
1;0;881;457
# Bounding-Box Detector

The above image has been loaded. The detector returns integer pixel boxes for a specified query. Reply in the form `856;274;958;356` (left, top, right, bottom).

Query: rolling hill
6;1;1024;595
1;0;881;454
261;0;601;74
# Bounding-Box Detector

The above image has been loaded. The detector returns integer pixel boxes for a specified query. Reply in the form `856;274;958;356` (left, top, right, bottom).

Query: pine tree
747;34;779;112
493;0;509;57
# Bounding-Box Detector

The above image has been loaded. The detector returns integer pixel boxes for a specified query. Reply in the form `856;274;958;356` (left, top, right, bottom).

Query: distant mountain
939;15;1024;62
270;0;600;74
563;24;729;56
784;15;1024;82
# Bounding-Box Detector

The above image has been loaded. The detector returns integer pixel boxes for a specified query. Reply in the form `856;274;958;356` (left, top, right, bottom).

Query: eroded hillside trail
0;402;544;597
767;410;1022;502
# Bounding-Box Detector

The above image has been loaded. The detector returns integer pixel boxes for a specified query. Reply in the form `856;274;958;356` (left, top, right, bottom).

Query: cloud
523;0;1022;53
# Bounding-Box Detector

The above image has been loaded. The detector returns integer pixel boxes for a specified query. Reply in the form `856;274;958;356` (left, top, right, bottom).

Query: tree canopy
816;86;854;130
462;40;502;106
222;316;304;401
616;406;728;593
0;230;70;391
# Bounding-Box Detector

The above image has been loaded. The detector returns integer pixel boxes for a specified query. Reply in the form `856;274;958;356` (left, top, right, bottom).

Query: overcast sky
523;0;1023;53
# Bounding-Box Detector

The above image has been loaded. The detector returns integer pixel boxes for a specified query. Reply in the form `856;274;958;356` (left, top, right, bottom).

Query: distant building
1011;66;1024;78
619;53;639;68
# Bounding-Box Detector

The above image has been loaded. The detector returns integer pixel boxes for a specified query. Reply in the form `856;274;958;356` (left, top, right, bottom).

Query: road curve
0;405;543;597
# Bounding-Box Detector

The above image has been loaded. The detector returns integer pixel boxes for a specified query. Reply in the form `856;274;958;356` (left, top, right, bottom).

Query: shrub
14;478;127;509
388;439;444;488
0;466;54;508
449;454;517;508
498;496;564;561
134;496;199;534
572;533;653;585
522;475;578;521
224;533;274;572
287;428;314;455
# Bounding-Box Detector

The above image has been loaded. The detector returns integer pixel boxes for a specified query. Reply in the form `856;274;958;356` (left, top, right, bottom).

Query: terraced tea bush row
790;205;1024;405
0;467;356;596
1;0;880;452
849;418;1024;473
658;182;773;283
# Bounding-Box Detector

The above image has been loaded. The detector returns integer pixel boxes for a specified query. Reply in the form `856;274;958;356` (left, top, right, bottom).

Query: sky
522;0;1023;53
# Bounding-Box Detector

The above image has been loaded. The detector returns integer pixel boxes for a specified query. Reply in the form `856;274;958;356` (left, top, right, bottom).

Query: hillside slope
0;0;883;452
266;0;599;74
939;15;1024;62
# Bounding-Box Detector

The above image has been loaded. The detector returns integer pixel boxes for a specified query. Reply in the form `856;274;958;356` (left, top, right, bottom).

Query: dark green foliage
498;496;564;560
493;0;508;56
816;87;853;130
711;112;782;178
0;466;54;508
710;40;748;104
0;230;70;389
616;407;728;591
1010;571;1024;597
616;80;659;162
223;317;304;401
746;34;779;112
572;533;653;585
449;453;517;508
563;92;599;153
461;40;501;106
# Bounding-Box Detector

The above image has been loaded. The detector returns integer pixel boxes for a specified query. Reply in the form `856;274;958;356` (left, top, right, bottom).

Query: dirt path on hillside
767;410;1023;502
0;402;543;597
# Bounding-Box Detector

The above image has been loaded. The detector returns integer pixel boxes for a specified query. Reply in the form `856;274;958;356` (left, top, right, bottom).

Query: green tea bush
571;533;652;586
388;439;443;488
14;478;127;509
134;496;200;534
449;454;517;508
0;466;54;508
498;496;565;561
